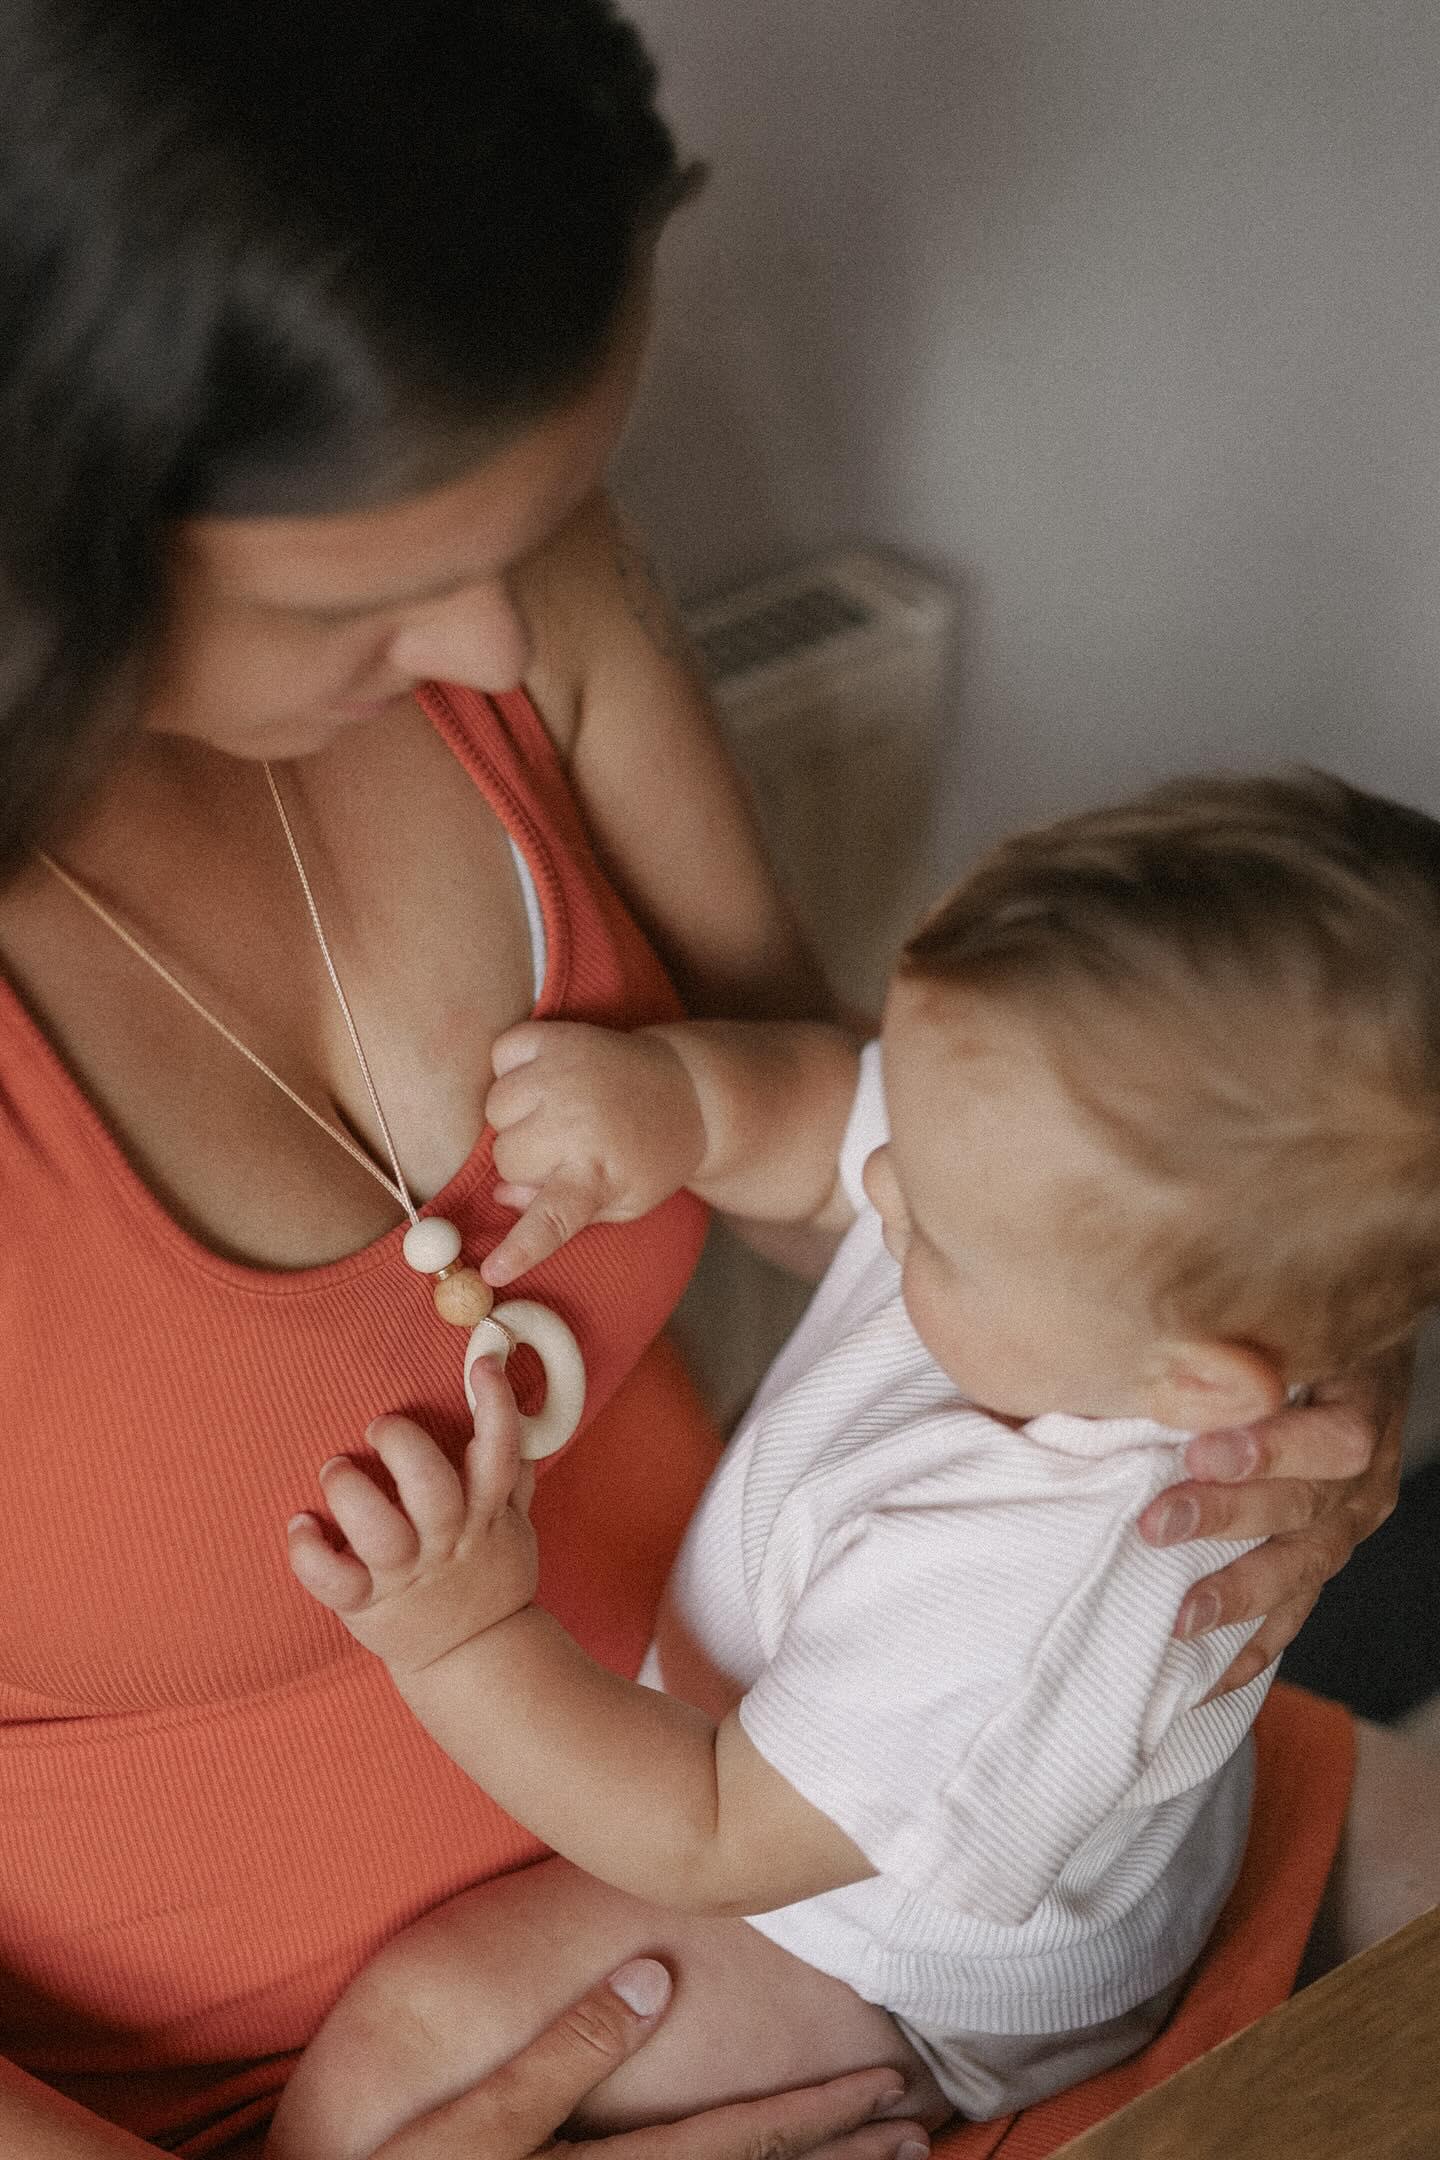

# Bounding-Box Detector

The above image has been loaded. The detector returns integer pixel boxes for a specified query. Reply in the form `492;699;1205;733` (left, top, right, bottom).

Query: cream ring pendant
401;1219;587;1458
464;1302;588;1460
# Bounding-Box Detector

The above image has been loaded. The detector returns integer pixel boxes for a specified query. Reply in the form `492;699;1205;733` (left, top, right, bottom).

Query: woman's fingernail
607;1957;671;2016
1178;1589;1222;1639
868;2080;909;2119
896;2141;930;2160
1150;1494;1200;1546
1191;1431;1259;1481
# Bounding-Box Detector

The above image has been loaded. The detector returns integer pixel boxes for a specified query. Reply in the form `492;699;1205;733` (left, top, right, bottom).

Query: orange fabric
931;1683;1355;2160
0;685;720;2153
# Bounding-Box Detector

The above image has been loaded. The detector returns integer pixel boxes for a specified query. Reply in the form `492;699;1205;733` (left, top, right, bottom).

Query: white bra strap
506;835;548;1005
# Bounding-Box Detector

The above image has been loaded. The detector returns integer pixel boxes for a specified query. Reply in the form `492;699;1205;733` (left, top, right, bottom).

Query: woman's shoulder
517;487;701;760
515;490;616;758
514;488;831;1027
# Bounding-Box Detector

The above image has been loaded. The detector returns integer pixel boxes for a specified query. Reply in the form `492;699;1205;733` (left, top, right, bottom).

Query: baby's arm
483;1018;860;1284
288;1361;874;1918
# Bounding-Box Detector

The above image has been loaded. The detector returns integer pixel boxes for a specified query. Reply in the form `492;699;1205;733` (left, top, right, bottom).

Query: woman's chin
160;704;408;762
229;726;361;761
328;690;415;721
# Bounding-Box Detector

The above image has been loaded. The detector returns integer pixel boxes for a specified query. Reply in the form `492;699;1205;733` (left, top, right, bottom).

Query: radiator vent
685;546;957;1000
691;583;871;683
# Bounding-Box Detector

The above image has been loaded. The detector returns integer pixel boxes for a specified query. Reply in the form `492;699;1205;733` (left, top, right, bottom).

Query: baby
272;769;1440;2157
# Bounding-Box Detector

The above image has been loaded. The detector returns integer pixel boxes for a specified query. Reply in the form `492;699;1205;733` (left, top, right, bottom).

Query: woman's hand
1138;1347;1411;1693
368;1958;930;2160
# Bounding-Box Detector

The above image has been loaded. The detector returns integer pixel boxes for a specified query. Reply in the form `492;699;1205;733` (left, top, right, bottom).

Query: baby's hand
287;1361;538;1679
483;1021;705;1284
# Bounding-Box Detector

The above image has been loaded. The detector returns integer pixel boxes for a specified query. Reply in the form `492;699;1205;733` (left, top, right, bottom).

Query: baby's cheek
904;1265;980;1391
901;1265;944;1353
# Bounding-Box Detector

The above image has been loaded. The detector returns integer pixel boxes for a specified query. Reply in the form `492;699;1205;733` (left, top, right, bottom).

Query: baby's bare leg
267;1857;947;2160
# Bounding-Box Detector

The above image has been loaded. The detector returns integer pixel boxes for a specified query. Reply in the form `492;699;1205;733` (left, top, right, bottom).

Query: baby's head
865;769;1440;1429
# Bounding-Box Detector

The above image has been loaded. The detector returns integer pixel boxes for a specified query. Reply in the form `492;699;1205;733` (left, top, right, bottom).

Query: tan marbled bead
432;1266;494;1327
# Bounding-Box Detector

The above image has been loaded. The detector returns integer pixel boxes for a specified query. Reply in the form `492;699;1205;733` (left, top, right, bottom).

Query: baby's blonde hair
901;769;1440;1381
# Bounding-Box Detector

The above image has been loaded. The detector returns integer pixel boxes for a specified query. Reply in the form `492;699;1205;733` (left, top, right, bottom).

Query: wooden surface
1052;1907;1440;2159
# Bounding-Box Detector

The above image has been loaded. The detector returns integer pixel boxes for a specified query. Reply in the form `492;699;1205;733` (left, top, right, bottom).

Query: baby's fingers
484;1061;542;1136
286;1513;375;1614
483;1169;605;1286
486;1023;583;1128
464;1355;526;1518
362;1416;468;1549
317;1448;421;1571
489;1019;550;1079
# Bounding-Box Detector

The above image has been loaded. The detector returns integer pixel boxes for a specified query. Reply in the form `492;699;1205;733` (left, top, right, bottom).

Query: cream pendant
403;1216;587;1457
464;1300;588;1460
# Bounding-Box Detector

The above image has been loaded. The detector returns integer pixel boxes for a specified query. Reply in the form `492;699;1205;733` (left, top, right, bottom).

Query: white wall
617;0;1440;868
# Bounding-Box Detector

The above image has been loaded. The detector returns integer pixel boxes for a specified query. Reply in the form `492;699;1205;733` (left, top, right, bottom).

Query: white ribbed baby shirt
642;1044;1271;2115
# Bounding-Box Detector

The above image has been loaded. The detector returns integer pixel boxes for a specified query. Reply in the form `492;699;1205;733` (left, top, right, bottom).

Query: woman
0;5;1403;2157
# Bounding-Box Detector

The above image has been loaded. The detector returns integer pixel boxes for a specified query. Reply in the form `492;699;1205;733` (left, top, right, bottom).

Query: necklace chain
260;764;420;1226
35;765;423;1226
34;770;590;1455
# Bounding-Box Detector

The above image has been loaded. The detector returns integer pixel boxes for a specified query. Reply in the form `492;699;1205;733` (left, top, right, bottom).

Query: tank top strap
417;680;671;1031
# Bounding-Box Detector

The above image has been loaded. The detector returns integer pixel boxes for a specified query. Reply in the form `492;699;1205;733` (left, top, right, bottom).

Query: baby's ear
1139;1338;1285;1434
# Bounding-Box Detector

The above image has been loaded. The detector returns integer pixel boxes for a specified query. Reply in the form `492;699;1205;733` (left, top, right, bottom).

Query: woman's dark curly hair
0;0;694;877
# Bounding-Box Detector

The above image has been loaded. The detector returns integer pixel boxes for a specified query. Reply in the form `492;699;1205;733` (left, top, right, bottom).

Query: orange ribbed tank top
0;685;719;2154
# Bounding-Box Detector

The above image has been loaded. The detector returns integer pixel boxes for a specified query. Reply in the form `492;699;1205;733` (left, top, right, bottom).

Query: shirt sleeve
737;1438;1266;1928
838;1040;887;1214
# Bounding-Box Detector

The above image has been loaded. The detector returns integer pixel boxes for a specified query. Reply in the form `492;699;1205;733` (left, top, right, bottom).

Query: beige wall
619;0;1440;1454
619;0;1440;872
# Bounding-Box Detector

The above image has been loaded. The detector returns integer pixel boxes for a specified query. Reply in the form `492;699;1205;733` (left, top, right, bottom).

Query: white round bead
402;1216;463;1274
